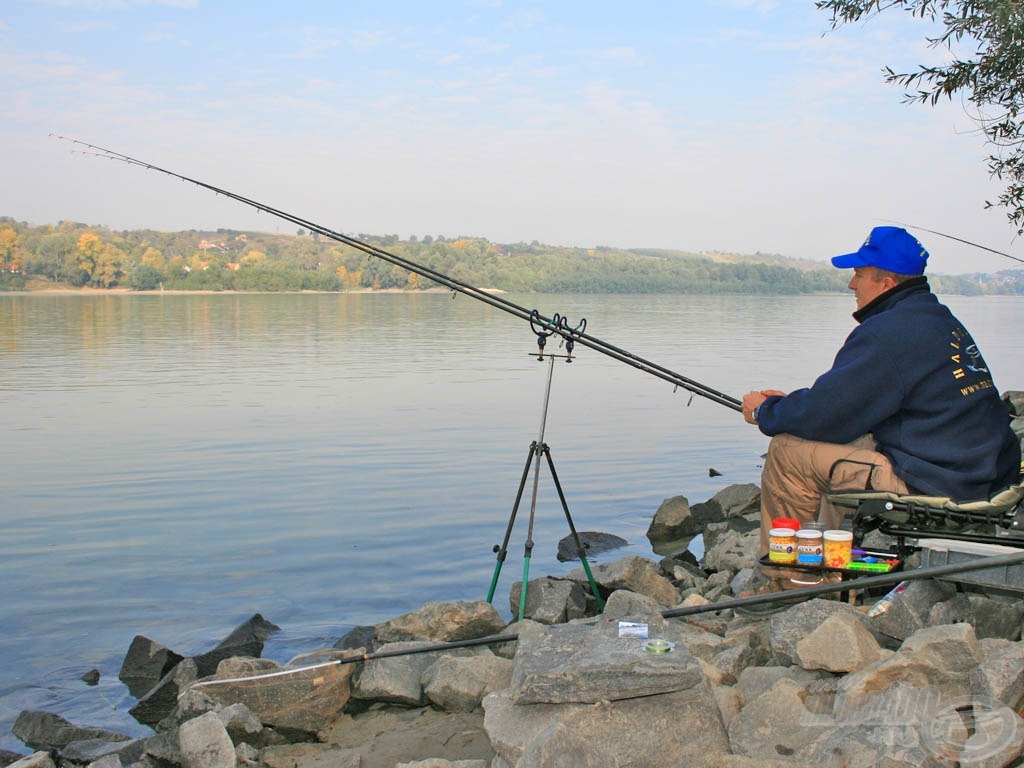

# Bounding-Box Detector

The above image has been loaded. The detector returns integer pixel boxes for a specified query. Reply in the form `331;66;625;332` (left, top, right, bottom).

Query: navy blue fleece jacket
756;278;1020;501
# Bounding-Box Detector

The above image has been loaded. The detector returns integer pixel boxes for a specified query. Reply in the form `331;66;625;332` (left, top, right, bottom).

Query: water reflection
0;291;1022;751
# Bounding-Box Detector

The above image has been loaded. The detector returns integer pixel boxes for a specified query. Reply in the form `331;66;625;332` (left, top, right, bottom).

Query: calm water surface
1;291;1022;750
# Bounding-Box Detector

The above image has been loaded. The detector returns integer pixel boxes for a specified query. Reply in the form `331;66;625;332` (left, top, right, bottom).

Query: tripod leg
543;446;605;612
486;442;538;604
517;440;545;621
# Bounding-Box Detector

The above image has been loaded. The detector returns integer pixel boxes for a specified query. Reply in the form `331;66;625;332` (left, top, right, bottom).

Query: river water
1;290;1022;750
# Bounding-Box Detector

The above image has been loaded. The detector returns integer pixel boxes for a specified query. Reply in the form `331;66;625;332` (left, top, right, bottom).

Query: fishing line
881;219;1024;266
53;134;742;412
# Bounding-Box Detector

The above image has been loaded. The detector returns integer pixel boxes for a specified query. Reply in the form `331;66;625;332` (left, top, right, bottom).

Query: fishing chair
827;472;1024;560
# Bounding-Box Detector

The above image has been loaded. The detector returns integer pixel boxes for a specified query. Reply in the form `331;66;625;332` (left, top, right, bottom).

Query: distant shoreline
1;286;508;296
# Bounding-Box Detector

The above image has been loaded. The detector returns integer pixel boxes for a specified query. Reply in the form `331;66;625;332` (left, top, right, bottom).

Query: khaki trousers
758;433;909;577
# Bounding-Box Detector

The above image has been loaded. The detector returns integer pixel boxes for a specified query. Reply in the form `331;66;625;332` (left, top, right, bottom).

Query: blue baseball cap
831;226;929;275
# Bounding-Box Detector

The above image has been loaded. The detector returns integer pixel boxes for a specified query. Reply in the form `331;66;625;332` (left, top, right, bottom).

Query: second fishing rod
56;135;742;413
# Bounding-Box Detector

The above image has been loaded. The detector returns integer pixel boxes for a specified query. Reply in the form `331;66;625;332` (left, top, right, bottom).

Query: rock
700;522;760;572
841;623;982;708
599;588;666;620
488;620;526;659
79;668;100;686
728;678;833;758
714;684;744;729
794;611;883;673
646;495;701;542
734;665;831;706
335;625;376;652
141;727;184;767
353;641;480;707
483;684;730;768
195;655;355;739
375;601;507;644
5;753;56;768
508;617;705;705
659;551;707;590
215;702;266;746
796;714;956;767
509;577;588;623
118;634;185;697
193;613;280;677
957;705;1024;767
769;599;876;667
968;592;1024;641
56;737;145;766
83;755;122;768
0;750;29;767
234;742;260;766
178;711;235;768
713;624;771;679
972;640;1024;711
566;555;680;607
672;621;726;663
709;484;761;518
11;710;132;752
867;578;958;642
555;531;628;562
130;657;200;727
422;652;514;712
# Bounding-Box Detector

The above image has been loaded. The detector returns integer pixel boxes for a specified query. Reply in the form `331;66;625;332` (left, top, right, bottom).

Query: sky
3;0;1022;274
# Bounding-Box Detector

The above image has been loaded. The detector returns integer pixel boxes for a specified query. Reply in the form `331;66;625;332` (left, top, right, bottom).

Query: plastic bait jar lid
769;528;797;537
824;530;853;541
795;529;823;539
771;517;800;530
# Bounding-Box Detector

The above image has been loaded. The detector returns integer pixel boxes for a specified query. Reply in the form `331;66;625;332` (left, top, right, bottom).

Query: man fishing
741;225;1021;592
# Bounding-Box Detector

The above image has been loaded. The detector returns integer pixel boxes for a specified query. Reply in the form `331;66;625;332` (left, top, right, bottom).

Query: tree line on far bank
0;217;1019;296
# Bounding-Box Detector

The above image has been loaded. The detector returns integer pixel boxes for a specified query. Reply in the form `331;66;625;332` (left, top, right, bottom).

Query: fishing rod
53;134;742;413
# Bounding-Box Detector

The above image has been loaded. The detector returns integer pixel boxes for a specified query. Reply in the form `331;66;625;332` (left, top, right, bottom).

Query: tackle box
918;538;1024;593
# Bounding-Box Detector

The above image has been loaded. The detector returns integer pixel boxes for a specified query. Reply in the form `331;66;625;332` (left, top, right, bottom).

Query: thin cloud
36;0;198;8
594;46;642;65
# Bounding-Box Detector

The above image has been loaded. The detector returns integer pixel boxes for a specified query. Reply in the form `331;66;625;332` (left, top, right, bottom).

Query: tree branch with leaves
817;0;1024;234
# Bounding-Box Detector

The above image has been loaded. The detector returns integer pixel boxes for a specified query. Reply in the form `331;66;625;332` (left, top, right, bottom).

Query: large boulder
566;555;679;607
192;656;355;739
646;495;704;543
118;635;185;697
839;623;982;707
130;658;200;727
769;599;877;667
708;484;761;518
555;531;628;562
793;612;883;673
178;712;236;768
508;617;704;705
11;711;132;752
375;601;507;644
423;652;514;712
192;613;280;677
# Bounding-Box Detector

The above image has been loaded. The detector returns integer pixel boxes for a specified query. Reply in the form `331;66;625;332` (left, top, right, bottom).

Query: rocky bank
7;394;1024;768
